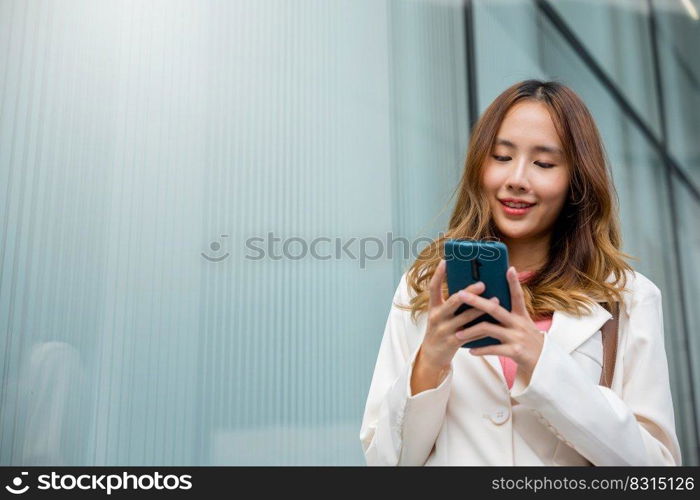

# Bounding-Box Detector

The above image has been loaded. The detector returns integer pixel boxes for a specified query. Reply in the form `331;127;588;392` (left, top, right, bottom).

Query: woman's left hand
455;266;544;385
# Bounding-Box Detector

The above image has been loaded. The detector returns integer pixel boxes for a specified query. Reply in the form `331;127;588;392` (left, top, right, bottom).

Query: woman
359;79;682;466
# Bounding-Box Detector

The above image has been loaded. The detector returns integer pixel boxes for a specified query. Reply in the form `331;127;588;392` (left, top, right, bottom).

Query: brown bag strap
599;302;620;388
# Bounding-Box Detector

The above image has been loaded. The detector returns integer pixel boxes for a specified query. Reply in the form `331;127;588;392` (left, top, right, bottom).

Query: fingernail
490;297;499;303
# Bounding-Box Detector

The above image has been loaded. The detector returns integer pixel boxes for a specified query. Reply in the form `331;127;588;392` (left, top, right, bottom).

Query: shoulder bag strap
599;302;620;388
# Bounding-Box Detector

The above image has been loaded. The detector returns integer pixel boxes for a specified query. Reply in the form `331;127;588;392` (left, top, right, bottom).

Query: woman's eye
492;155;555;168
535;161;555;169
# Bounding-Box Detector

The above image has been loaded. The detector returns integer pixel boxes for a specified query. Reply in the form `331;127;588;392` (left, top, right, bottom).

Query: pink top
498;270;553;389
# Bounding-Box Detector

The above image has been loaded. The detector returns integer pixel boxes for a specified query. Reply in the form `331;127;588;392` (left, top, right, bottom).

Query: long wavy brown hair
397;79;635;323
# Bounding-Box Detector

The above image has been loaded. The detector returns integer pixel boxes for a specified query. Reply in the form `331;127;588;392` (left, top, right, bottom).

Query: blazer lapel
480;301;613;382
547;301;612;354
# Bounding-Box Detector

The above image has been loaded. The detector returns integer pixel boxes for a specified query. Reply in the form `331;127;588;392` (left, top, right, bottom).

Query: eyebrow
495;137;563;156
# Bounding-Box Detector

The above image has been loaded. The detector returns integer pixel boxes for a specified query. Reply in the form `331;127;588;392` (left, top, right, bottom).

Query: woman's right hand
418;258;499;372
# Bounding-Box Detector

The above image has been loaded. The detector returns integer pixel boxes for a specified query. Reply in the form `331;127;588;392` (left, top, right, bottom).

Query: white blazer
359;269;682;466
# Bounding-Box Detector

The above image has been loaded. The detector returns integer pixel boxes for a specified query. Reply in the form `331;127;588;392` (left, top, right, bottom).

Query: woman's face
482;100;570;243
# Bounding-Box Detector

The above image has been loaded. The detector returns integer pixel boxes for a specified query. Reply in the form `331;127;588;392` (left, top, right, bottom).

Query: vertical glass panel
387;0;469;277
0;0;470;465
671;176;700;464
654;0;700;186
473;0;548;111
548;0;662;137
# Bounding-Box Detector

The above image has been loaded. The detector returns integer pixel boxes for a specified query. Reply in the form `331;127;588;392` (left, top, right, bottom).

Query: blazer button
488;407;510;425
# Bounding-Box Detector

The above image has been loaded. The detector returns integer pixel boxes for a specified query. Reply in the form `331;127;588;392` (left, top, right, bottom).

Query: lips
498;198;536;215
499;198;536;208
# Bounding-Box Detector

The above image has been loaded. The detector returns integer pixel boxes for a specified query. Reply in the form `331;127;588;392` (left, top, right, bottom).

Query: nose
505;157;530;193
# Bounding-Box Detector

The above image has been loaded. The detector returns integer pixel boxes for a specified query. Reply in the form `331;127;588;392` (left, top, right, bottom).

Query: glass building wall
0;0;698;465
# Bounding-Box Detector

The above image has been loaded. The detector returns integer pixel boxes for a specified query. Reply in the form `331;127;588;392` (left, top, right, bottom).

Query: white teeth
503;201;532;208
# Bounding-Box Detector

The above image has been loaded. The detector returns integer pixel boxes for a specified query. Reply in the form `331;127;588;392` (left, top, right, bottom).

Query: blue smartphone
444;239;511;348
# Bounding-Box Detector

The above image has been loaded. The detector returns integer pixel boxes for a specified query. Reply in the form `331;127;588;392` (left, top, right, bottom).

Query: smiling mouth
499;199;536;215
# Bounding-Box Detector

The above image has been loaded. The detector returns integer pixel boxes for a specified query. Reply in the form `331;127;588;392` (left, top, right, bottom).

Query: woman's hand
418;259;500;372
455;266;544;385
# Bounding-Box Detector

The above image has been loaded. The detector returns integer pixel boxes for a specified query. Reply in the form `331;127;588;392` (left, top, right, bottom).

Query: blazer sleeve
359;273;453;466
510;283;682;466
